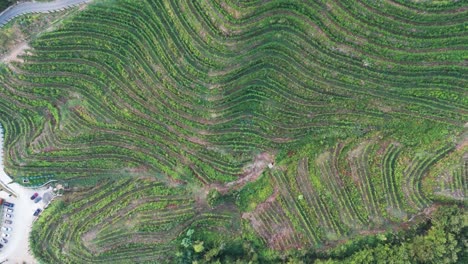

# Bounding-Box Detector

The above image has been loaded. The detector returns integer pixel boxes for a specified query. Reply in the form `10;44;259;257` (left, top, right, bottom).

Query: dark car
3;202;14;208
33;209;42;216
4;220;12;225
1;238;7;244
0;243;3;248
30;193;39;200
34;197;42;203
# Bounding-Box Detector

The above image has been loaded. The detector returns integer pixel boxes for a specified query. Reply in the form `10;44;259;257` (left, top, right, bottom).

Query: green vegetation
0;0;466;263
30;178;241;263
0;0;14;13
236;173;273;212
0;3;76;55
315;205;467;264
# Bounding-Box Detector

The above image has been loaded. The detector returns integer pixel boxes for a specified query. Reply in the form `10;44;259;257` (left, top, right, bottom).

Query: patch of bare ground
199;29;207;41
166;177;186;188
0;41;30;63
215;152;275;194
271;137;293;143
241;187;279;228
82;229;99;253
241;188;269;223
0;4;89;65
194;152;274;208
78;3;88;11
218;24;229;36
376;141;390;155
207;83;221;90
372;99;394;113
207;62;242;78
187;136;210;146
268;225;297;250
190;180;210;208
220;1;242;19
242;194;300;250
264;186;279;203
253;187;279;215
129;165;151;173
347;142;366;184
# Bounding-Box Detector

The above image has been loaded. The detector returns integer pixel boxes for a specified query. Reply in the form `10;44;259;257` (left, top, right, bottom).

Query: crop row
245;139;458;249
1;0;464;186
30;177;237;263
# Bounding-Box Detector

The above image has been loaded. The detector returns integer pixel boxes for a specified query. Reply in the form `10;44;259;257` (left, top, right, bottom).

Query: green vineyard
30;177;240;263
0;0;466;263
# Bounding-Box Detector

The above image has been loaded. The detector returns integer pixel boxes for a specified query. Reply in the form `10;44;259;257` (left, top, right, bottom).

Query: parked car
33;209;42;216
30;193;39;200
5;214;12;219
4;220;12;225
1;233;9;238
0;243;3;248
34;197;42;203
1;227;11;232
1;238;7;244
3;202;14;208
6;208;13;213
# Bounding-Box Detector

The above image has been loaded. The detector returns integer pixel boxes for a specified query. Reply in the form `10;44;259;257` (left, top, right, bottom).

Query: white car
1;233;9;238
6;208;13;213
1;227;11;232
5;214;12;219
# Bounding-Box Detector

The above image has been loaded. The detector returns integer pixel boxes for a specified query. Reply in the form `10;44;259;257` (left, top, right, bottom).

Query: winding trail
0;0;90;27
0;125;49;264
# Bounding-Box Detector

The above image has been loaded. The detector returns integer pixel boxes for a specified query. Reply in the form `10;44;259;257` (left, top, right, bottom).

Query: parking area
0;167;55;264
0;182;51;263
0;127;56;264
0;126;43;263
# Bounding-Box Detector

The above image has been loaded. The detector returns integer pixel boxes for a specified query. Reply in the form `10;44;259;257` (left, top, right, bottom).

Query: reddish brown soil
212;152;274;194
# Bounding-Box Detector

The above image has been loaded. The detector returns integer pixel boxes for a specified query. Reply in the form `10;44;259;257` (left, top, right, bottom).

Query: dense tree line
177;205;466;263
0;0;14;12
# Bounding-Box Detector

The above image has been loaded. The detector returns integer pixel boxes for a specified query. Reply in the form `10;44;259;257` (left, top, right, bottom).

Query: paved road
0;125;50;263
0;0;90;27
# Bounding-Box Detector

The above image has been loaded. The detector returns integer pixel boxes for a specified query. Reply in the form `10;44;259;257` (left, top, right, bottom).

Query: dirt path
212;152;274;194
0;125;50;264
0;42;30;63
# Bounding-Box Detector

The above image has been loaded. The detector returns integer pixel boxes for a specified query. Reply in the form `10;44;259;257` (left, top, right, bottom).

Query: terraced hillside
30;177;241;263
0;0;466;263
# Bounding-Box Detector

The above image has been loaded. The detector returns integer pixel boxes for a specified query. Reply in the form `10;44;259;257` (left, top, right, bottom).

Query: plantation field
0;0;466;263
30;177;241;263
